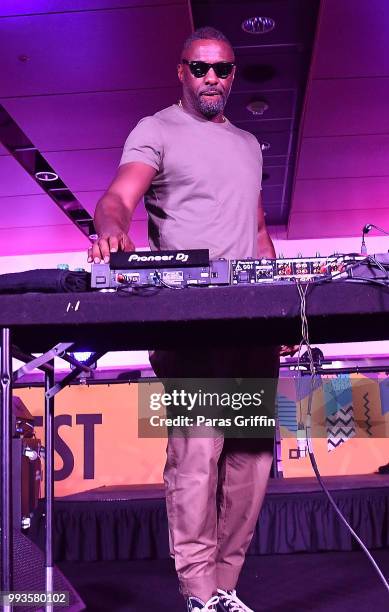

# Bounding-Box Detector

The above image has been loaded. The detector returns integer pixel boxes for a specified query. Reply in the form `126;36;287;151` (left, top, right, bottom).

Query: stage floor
29;474;389;564
57;473;389;501
57;550;389;612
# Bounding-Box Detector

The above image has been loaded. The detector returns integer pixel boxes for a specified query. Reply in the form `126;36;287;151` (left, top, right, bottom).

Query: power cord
294;278;389;596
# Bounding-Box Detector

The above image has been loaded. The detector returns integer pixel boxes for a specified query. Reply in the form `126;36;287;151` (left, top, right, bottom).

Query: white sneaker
217;589;254;612
187;595;220;611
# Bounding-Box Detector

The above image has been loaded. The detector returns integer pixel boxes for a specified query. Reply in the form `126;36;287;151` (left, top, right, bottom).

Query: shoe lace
217;589;253;612
201;595;220;611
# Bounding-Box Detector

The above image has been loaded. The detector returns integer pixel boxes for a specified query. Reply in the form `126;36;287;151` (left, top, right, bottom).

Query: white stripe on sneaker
217;589;254;612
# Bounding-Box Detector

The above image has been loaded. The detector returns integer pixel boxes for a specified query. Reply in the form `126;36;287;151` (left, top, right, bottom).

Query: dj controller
91;249;372;289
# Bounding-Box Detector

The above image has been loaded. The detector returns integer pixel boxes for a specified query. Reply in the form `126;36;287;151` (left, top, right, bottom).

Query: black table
0;281;388;353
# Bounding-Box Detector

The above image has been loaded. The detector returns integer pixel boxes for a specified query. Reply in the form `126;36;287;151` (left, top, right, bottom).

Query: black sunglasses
182;59;235;79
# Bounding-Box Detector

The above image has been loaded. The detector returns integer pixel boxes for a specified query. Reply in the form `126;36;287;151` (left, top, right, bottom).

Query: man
90;27;279;612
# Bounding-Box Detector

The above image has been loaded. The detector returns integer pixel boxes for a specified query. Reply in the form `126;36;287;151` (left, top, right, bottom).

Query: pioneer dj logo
128;252;189;263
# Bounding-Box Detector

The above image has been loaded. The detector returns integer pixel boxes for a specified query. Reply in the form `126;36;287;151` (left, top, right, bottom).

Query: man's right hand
88;231;135;263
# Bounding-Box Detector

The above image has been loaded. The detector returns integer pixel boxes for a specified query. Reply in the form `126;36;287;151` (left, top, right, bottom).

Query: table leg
1;327;13;611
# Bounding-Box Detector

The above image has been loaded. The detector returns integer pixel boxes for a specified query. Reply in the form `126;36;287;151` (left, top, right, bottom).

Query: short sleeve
247;133;263;190
119;116;163;171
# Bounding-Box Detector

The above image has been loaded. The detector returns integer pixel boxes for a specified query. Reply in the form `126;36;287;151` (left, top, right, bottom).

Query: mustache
200;88;224;96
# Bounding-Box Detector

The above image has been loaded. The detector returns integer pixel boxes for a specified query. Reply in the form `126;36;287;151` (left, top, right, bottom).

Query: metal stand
1;334;103;611
1;328;13;612
273;418;284;478
44;360;55;612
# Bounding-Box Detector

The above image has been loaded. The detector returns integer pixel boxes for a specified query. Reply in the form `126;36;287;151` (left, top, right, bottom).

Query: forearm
94;192;134;235
257;229;276;259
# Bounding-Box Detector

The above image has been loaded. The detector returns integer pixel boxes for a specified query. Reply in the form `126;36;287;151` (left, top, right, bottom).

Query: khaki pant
150;347;279;602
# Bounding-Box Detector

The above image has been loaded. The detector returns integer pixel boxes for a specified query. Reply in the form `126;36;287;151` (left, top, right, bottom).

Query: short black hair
181;26;233;57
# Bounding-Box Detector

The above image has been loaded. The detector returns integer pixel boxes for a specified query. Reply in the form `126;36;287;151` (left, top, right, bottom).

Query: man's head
178;27;235;120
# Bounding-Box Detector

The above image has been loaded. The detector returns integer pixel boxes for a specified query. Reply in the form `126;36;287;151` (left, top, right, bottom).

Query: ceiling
0;0;191;254
0;0;388;256
288;0;389;239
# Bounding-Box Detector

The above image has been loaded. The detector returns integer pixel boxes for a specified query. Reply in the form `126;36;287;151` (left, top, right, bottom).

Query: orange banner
15;381;389;497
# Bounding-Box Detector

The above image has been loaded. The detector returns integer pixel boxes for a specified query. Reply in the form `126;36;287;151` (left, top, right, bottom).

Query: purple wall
288;0;389;239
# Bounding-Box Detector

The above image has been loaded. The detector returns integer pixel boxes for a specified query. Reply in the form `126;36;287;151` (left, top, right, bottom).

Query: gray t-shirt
120;104;263;259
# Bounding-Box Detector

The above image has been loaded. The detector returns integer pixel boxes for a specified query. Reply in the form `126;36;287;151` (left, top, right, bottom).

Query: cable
116;269;191;294
117;283;163;297
311;254;389;287
307;272;389;290
367;254;389;278
152;270;187;290
294;279;389;596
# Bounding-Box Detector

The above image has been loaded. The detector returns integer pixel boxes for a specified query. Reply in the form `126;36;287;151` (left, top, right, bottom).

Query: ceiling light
260;142;271;151
246;100;269;115
242;17;275;34
35;171;58;182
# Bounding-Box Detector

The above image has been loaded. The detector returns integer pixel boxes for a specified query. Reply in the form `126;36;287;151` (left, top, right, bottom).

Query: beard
197;92;227;118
